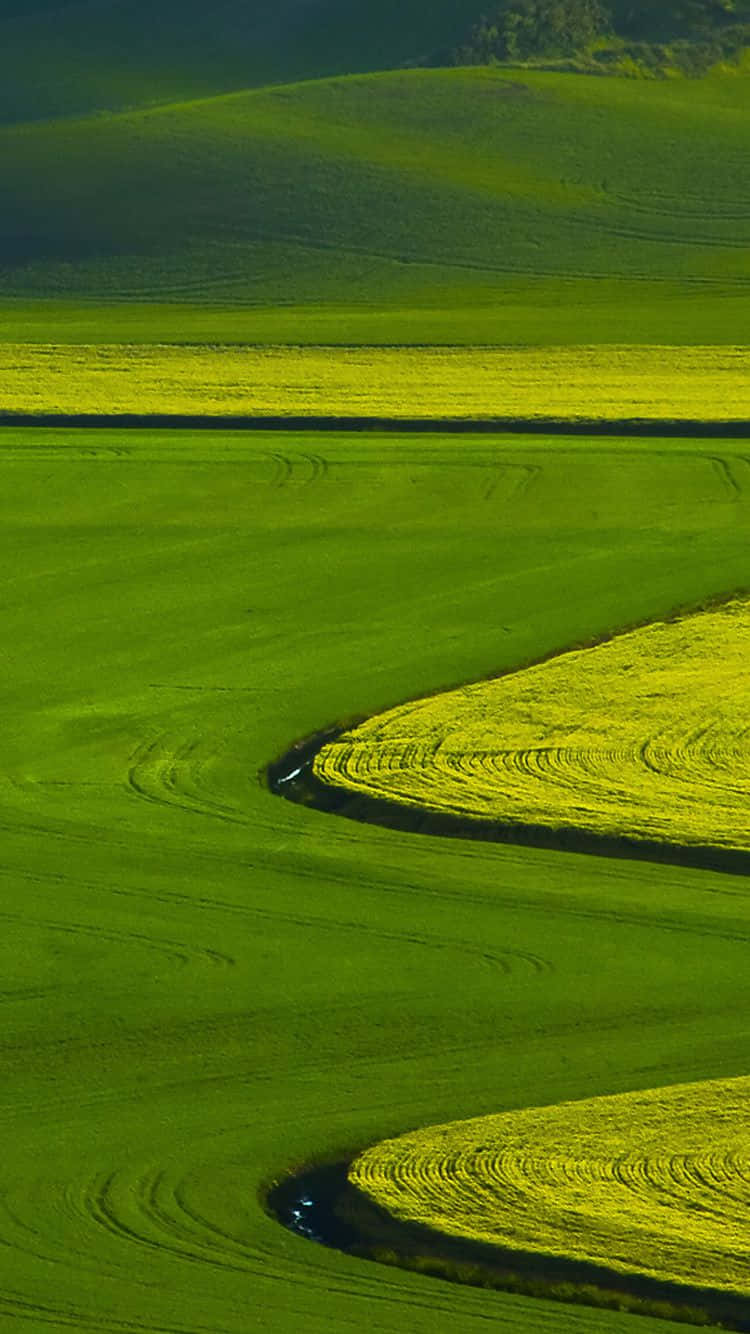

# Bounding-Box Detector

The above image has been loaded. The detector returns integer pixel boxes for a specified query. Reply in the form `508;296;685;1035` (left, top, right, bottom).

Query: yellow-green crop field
2;344;750;420
349;1075;750;1297
315;595;750;851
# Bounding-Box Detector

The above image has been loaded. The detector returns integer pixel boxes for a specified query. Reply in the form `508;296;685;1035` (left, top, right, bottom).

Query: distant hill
1;1;747;346
3;0;748;127
1;67;748;313
0;0;481;123
8;1;749;130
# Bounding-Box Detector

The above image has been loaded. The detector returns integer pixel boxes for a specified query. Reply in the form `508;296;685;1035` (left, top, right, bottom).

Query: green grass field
2;423;750;1332
3;5;750;1324
1;68;749;345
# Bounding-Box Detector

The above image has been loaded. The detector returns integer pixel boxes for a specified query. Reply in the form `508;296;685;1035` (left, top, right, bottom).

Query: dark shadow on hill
2;412;750;437
268;725;750;879
265;1158;750;1330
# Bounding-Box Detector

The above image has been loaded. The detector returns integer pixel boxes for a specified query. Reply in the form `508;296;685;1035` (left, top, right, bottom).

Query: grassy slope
1;68;749;344
2;424;750;1332
0;0;481;123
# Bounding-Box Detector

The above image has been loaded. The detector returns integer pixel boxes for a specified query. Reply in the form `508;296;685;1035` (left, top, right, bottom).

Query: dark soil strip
268;726;750;879
2;412;750;436
265;1160;750;1330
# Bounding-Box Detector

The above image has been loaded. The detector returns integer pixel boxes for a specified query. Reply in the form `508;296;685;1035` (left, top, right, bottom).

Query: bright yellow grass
1;344;750;418
315;597;750;850
350;1075;750;1295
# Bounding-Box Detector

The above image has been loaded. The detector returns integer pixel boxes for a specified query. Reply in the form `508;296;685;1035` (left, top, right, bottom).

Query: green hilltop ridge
1;0;748;127
1;0;748;345
0;0;481;123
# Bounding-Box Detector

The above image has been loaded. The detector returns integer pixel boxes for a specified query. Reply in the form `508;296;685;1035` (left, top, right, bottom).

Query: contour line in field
314;595;750;853
349;1075;750;1298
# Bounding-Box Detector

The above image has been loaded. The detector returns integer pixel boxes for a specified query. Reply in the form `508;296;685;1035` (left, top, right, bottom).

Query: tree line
449;0;750;67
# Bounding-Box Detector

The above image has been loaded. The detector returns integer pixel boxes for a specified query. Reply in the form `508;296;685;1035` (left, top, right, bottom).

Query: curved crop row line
349;1075;750;1297
315;595;750;852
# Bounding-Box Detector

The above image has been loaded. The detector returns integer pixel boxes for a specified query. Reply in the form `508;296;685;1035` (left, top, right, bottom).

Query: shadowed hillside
5;0;748;128
1;67;748;327
0;0;482;123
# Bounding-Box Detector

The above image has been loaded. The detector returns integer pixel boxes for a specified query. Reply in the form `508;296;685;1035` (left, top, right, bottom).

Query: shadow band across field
268;727;750;879
266;1160;750;1331
3;413;750;437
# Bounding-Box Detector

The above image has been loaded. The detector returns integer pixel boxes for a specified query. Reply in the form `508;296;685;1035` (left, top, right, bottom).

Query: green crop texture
315;594;750;849
0;0;483;123
2;425;750;1333
350;1075;750;1295
4;12;750;1324
1;68;749;346
3;344;749;419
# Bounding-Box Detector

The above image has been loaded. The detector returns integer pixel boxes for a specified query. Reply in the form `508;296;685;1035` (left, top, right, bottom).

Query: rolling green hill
3;0;749;128
0;0;481;124
1;67;749;344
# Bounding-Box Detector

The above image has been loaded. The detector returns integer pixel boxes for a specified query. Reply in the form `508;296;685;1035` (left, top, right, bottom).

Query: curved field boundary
270;722;750;878
1;413;750;435
271;596;750;878
269;596;750;1326
267;1158;750;1332
7;416;750;1333
313;596;750;857
348;1077;750;1306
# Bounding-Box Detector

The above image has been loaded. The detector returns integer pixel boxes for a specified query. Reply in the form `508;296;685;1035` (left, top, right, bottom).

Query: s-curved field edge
264;1093;750;1334
339;1076;750;1330
311;594;750;857
7;422;750;1334
271;593;750;877
266;469;750;1329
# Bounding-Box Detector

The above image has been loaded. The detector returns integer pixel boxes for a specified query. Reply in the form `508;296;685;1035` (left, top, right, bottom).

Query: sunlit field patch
2;423;750;1334
315;595;750;851
2;344;750;420
349;1075;750;1297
